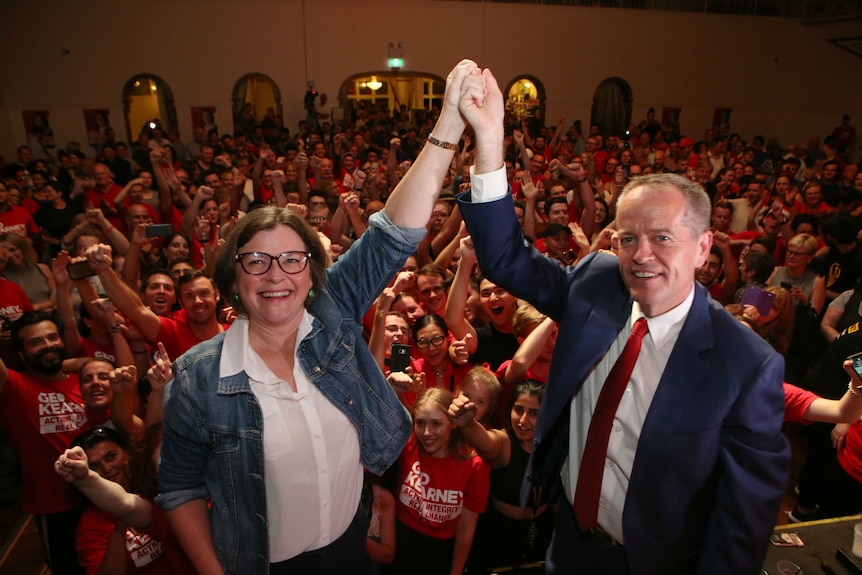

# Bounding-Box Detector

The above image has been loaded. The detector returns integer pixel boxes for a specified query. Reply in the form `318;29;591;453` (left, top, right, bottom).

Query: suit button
345;397;353;406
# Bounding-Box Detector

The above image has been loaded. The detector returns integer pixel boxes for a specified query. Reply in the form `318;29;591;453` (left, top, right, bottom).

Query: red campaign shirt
0;371;88;514
156;315;226;360
783;383;817;424
395;435;490;540
77;504;193;575
0;279;34;368
85;184;124;226
78;338;117;364
0;205;39;237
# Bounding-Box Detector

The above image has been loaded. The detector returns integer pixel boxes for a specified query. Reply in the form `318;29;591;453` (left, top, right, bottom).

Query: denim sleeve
322;210;425;319
155;362;212;510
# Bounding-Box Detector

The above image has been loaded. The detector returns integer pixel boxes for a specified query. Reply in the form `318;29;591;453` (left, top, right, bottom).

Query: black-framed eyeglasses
235;251;312;275
415;334;446;349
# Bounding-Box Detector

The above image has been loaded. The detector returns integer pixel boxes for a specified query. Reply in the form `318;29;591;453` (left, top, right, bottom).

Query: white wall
1;0;860;159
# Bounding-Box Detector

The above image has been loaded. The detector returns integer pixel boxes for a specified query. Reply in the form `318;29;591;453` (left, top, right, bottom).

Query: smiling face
86;441;129;488
511;393;541;445
235;226;312;331
479;279;516;330
384;314;410;348
142;273;177;317
18;320;65;376
165;235;190;262
616;186;711;318
179;276;220;325
415;322;449;365
413;402;454;458
416;274;446;315
80;360;113;411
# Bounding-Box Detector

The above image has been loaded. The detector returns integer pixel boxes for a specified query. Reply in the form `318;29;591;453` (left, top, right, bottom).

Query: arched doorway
231;73;283;136
338;71;446;128
504;76;546;135
591;78;633;138
122;74;179;143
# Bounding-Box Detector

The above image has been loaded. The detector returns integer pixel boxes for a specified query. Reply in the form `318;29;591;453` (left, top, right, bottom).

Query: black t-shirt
802;321;862;399
470;323;519;373
813;243;862;296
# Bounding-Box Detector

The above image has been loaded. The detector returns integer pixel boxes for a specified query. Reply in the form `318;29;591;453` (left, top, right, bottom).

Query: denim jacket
155;211;422;575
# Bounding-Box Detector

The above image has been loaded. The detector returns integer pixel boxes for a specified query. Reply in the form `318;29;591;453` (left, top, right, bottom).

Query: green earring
233;293;240;301
308;289;316;298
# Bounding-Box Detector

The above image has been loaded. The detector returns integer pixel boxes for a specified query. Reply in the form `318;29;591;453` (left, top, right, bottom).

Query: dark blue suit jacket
458;190;789;575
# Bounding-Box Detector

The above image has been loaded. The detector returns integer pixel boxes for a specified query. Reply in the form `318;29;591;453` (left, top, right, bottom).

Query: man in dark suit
455;67;789;574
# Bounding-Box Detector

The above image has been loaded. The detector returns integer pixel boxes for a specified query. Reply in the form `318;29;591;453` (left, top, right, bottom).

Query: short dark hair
412;314;448;341
140;269;175;293
214;206;326;316
11;311;61;351
71;426;129;453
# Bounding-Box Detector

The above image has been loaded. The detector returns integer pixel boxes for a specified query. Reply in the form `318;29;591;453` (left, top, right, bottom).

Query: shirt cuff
469;165;508;203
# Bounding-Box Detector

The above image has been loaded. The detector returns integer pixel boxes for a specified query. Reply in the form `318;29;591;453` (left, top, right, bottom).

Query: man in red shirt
88;244;225;360
0;180;38;239
84;163;124;231
0;311;90;575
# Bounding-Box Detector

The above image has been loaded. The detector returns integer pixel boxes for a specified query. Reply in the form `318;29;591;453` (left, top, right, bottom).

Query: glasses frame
415;333;446;349
235;251;312;275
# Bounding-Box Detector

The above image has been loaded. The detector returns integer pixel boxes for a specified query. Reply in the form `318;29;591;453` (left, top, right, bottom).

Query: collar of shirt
221;312;314;382
634;284;695;352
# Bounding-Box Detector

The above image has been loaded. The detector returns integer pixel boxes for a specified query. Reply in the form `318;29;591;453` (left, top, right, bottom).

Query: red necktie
573;317;649;532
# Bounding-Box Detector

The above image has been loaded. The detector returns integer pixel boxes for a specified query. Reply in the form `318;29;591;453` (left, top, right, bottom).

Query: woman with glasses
412;314;472;396
155;60;482;575
767;233;826;314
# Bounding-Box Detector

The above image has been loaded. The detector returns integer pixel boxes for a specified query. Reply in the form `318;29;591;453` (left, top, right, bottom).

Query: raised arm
87;244;162;342
55;447;153;528
448;394;510;468
445;234;479;353
381;60;478;228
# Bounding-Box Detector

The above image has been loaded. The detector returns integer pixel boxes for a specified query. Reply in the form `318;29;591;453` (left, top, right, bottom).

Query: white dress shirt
221;316;362;562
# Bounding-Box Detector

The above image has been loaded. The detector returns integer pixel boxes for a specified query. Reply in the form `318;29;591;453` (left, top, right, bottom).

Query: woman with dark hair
412;314;472;394
156;60;482;575
450;379;553;573
54;426;193;574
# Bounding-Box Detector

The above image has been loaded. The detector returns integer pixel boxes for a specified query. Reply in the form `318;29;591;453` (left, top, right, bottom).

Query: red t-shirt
783;383;817;424
85;184;124;229
77;504;193;575
0;279;34;368
0;371;88;514
395;435;490;540
0;205;39;238
156;315;225;360
78;338;117;364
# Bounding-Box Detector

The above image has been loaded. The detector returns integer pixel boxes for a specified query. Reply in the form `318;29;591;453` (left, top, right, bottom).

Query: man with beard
0;311;91;575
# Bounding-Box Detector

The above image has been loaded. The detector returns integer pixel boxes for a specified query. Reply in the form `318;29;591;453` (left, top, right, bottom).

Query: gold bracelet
427;135;459;151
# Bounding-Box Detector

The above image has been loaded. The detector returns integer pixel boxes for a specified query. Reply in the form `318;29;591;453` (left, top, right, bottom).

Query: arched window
232;73;282;136
504;76;546;135
122;74;179;143
591;78;633;138
338;72;446;127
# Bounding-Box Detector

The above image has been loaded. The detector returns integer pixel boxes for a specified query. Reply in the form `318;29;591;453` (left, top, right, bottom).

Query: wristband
132;349;148;354
110;322;121;334
576;177;588;184
105;224;115;234
427;135;459;151
850;380;862;397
